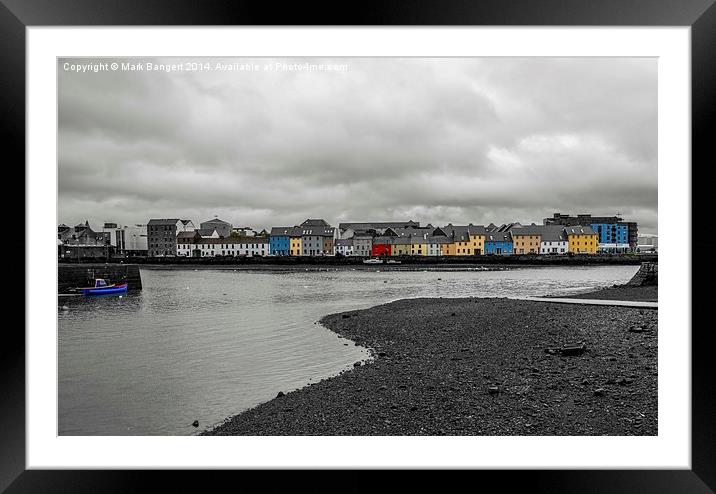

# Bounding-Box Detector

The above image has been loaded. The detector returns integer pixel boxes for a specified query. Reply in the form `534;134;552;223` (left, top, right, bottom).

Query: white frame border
27;26;689;469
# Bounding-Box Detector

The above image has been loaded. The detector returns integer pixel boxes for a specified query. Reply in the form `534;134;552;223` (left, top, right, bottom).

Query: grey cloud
58;57;657;234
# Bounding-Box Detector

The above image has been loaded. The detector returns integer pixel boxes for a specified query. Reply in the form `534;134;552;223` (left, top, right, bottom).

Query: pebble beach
205;285;657;436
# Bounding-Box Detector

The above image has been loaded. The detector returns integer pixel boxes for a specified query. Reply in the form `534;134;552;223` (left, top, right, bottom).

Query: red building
372;242;392;257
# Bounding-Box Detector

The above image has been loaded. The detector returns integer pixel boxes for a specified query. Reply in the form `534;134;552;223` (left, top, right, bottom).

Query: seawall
626;262;658;286
59;253;657;267
58;264;142;294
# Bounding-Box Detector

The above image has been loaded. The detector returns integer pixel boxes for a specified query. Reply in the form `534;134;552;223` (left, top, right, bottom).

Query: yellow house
447;225;486;255
410;236;428;256
290;236;302;256
468;230;485;255
565;226;599;254
392;238;411;256
453;235;472;255
440;241;457;256
511;226;543;254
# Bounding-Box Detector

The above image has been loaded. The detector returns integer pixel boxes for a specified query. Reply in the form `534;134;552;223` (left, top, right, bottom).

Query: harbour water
58;264;639;435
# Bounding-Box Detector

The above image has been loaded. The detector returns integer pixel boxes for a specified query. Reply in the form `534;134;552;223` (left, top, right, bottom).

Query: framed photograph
9;0;714;490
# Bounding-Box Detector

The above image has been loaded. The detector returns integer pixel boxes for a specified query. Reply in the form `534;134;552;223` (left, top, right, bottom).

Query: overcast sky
58;57;657;234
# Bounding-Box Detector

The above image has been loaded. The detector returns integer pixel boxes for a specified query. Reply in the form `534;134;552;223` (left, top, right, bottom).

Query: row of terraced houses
135;213;636;258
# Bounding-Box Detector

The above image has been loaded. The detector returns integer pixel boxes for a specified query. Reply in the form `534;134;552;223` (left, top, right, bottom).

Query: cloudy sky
58;57;657;234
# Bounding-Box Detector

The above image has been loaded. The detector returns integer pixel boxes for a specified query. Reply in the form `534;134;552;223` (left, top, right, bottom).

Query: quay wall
59;253;657;267
626;262;658;286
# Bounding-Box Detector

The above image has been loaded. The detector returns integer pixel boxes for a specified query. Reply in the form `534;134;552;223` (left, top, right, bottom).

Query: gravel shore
205;296;657;436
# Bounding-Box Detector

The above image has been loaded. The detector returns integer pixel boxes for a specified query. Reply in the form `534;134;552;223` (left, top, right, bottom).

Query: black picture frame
6;0;714;490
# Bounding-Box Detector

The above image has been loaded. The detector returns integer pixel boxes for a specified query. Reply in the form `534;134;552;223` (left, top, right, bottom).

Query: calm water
58;264;639;435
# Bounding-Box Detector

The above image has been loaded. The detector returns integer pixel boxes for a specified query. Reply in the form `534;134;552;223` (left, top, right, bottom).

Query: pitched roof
148;218;180;226
392;227;432;238
201;218;231;225
301;219;331;228
540;225;567;242
436;224;487;240
270;226;300;236
373;236;396;245
300;226;335;236
510;224;546;236
338;221;419;231
564;226;597;236
428;236;453;244
485;231;512;242
497;222;521;232
197;237;268;245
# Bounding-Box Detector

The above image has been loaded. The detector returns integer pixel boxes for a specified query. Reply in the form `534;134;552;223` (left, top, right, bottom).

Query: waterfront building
232;237;269;257
484;231;513;255
176;231;201;256
390;227;430;256
372;236;393;257
299;219;336;256
392;236;412;256
269;226;297;256
335;238;354;256
510;224;543;255
427;235;450;256
539;225;568;254
119;224;148;256
147;218;195;257
58;221;111;246
564;226;599;254
468;226;486;255
101;222;120;248
58;221;113;259
184;237;269;257
290;232;302;256
232;226;259;237
409;234;429;256
200;218;232;238
98;222;149;256
352;234;373;257
592;222;630;253
427;226;456;256
196;228;220;238
636;234;658;253
443;225;486;256
338;221;419;238
544;212;637;251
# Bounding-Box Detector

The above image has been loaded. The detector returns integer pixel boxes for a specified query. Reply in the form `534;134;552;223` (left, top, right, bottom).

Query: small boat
386;260;401;264
80;278;128;296
363;258;384;264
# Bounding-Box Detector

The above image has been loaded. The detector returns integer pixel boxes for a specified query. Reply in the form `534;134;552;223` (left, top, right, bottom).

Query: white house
540;226;568;255
186;237;270;257
335;238;354;256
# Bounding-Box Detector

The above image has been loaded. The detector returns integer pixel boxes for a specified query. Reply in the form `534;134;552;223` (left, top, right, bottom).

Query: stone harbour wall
626;262;658;286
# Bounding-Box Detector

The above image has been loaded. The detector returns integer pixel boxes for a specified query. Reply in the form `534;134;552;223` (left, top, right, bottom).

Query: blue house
269;227;294;256
484;231;513;255
591;223;629;252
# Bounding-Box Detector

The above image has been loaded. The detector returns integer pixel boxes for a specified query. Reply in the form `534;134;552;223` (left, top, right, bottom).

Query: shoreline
204;285;657;436
554;284;657;302
58;253;657;268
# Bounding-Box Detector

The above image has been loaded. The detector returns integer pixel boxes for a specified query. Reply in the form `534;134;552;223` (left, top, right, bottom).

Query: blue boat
80;278;128;296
